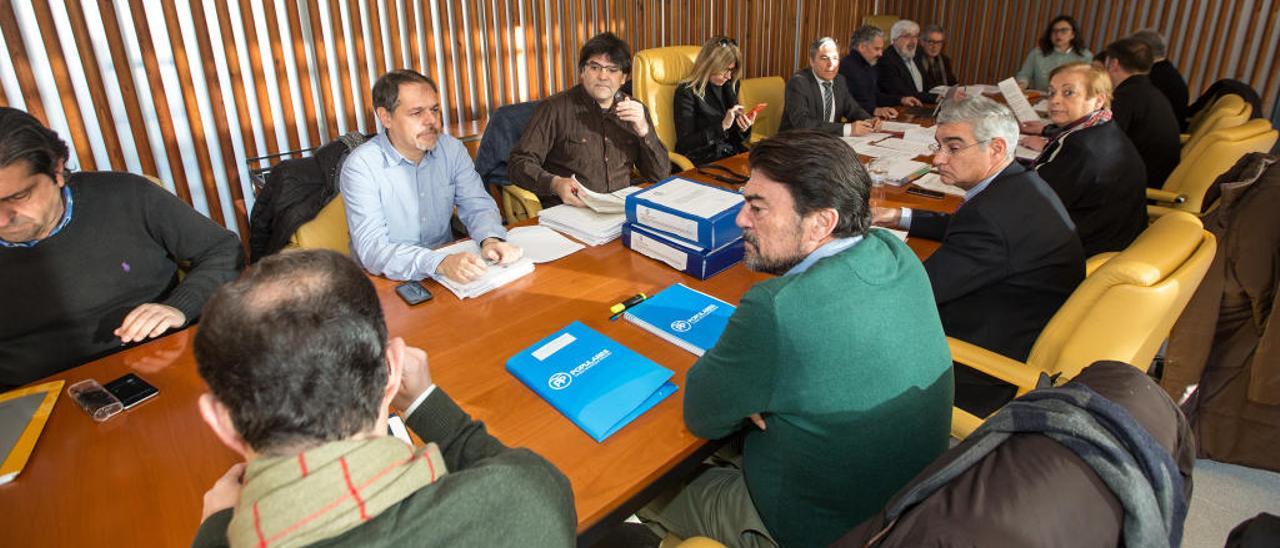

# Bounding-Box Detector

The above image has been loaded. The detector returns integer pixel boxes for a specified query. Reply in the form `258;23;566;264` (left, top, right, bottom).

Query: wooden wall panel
2;0;1274;238
884;0;1280;120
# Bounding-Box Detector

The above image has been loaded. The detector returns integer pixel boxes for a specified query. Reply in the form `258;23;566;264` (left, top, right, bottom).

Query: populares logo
547;349;612;390
670;304;718;333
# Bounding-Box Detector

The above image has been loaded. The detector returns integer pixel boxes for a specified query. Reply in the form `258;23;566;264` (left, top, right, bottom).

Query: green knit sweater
192;389;577;547
685;230;954;547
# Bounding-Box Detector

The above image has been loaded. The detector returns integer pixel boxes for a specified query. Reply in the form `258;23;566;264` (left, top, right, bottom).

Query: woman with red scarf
1020;62;1148;256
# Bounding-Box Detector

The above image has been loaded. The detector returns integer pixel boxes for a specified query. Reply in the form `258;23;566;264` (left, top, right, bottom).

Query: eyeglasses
585;62;622;75
922;38;944;45
1052;27;1074;34
929;139;991;156
717;37;738;47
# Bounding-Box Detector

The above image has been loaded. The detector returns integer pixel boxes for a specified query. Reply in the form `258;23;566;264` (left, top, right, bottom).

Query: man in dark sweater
1105;38;1182;188
641;131;953;548
0;108;241;388
192;250;576;547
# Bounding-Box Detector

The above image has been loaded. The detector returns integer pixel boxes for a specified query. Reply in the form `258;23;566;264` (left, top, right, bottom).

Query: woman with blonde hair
1027;62;1147;255
673;36;755;165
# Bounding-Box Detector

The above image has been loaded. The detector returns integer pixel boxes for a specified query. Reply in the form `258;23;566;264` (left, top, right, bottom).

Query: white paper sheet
879;121;926;133
998;77;1042;124
910;173;965;197
575;184;641;214
875;138;936;156
868;157;931;186
1015;144;1041;162
432;240;536;299
901;126;937;144
506;225;585;263
637;177;743;219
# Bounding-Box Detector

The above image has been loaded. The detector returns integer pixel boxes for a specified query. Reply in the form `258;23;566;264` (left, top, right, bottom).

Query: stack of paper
505;225;584;263
868;157;931;186
538;187;641;245
432;240;535;299
911;173;966;197
875;138;936;157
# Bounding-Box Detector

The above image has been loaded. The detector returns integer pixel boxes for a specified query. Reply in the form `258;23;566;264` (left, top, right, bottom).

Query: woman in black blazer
1026;62;1148;256
673;36;756;166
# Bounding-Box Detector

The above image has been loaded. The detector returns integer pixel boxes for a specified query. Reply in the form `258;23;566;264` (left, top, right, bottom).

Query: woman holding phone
673;36;757;166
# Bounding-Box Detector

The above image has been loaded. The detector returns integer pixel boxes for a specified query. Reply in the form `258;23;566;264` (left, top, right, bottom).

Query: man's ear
375;106;393;129
198;393;251;458
804;208;839;244
383;337;406;408
53;160;66;189
989;137;1010;162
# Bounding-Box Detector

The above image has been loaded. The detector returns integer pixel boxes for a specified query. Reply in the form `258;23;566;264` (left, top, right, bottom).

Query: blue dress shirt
341;131;506;281
784;236;864;276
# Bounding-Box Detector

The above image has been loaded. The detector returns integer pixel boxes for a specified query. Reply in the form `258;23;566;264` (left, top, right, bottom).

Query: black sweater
0;172;242;387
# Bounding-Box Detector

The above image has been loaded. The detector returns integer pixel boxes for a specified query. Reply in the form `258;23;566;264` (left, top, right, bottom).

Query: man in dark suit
1105;37;1182;188
780;36;880;136
873;96;1084;363
918;24;958;91
874;96;1085;415
839;25;903;117
878;20;933;106
1132;29;1190;131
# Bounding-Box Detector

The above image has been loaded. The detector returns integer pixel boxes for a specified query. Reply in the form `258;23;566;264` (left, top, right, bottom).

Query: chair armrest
1179;133;1190;144
1146;188;1186;204
1147;204;1179;221
951;407;985;440
669;151;695;172
501;185;542;224
1085;251;1119;276
675;538;728;548
947;337;1041;393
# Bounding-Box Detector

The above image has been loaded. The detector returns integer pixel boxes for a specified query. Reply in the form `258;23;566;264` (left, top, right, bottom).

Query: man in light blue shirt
342;70;521;283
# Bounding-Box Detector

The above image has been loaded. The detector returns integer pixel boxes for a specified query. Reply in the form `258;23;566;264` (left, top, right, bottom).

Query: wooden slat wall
0;0;883;233
883;0;1280;119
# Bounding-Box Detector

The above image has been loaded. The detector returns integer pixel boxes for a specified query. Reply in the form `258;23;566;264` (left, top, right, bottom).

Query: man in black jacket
839;25;903;117
780;36;880;136
873;96;1084;363
878;20;933;106
1105;37;1182;188
918;24;958;91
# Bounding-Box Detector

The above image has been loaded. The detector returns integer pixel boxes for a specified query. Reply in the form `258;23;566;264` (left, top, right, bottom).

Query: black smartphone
104;373;159;409
906;186;946;199
395;281;433;305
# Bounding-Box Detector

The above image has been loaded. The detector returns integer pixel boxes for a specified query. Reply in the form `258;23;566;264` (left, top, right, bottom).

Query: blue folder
506;321;678;442
623;283;736;356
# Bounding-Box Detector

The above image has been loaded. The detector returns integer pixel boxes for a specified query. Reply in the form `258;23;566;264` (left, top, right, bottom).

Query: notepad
0;380;63;485
507;321;678;442
623;283;735;356
432;240;535;299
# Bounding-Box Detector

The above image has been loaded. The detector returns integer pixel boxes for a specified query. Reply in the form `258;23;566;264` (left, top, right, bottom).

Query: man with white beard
877;19;934;105
341;70;523;284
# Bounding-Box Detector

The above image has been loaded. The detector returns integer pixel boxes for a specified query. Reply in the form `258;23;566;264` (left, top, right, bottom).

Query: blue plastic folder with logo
623;283;736;356
506;321;678;442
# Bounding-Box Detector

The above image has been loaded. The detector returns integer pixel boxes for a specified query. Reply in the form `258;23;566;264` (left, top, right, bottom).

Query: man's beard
742;230;806;275
899;45;916;58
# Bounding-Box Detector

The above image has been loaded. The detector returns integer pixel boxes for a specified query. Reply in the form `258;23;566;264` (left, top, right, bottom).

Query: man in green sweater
643;130;954;547
192;250;576;547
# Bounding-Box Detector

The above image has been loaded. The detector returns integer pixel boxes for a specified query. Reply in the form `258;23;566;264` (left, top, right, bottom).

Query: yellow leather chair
501;185;542;223
1148;118;1278;218
949;212;1216;438
288;195;350;255
863;15;899;35
739;76;786;146
1180;94;1250;157
632;45;702;171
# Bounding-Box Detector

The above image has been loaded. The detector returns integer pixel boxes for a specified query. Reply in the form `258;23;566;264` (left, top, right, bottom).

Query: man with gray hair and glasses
839;25;902;116
1131;29;1189;130
780;36;882;136
878;19;934;105
873;96;1084;413
918;24;957;90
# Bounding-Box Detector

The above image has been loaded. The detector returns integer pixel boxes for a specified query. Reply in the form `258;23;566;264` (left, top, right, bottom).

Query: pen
609;293;647;321
904;166;934;184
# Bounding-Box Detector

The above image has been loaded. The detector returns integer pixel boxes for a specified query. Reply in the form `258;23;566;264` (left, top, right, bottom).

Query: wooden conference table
0;144;960;548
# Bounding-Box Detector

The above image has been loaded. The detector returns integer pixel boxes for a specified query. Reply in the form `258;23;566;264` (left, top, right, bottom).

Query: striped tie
822;81;833;122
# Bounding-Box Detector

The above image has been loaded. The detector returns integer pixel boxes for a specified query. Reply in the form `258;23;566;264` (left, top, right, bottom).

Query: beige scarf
227;436;448;548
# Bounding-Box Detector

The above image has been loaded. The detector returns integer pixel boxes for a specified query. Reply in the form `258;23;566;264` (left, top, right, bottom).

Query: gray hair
809;36;839;59
922;24;944;37
849;25;884;49
890;19;920;41
936;96;1020;162
1130;29;1167;59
